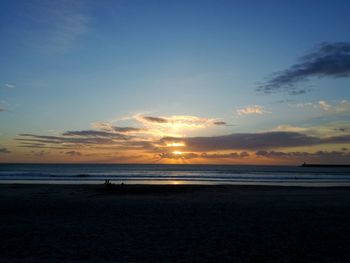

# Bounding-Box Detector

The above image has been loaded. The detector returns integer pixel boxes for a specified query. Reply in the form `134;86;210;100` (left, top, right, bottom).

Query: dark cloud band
0;147;11;154
142;116;168;123
162;132;350;151
158;152;250;160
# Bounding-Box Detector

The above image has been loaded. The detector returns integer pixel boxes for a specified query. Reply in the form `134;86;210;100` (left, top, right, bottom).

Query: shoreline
2;180;350;188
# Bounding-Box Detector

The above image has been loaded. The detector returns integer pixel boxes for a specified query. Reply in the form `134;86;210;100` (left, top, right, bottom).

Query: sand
1;184;350;262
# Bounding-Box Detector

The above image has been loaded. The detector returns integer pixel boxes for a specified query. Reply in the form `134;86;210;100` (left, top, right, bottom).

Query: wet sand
1;184;350;262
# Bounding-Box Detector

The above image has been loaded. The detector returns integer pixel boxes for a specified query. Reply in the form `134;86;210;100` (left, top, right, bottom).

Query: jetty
301;162;350;167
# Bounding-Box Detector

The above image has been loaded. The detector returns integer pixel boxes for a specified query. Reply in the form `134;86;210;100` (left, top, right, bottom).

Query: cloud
236;105;270;115
255;150;350;162
62;130;129;139
18;107;350;161
0;147;11;154
318;100;332;111
111;126;143;133
274;124;309;133
335;100;350;113
17;118;350;156
94;115;227;138
17;133;121;146
16;130;154;152
133;114;226;137
213;121;227;125
65;151;82;157
200;152;249;159
0;107;5;112
161;132;350;151
295;100;350;114
29;150;48;157
142;116;168;123
15;119;350;163
158;151;250;160
17;142;65;149
136;115;223;128
274;121;350;138
20;1;90;54
296;102;319;109
92;123;144;133
288;89;309;95
258;42;350;94
4;83;15;88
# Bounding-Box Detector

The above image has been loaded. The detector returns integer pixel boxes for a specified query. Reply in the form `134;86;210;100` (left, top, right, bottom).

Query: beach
1;184;350;262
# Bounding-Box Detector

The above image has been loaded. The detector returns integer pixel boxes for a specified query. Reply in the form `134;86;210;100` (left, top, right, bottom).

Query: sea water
1;163;350;186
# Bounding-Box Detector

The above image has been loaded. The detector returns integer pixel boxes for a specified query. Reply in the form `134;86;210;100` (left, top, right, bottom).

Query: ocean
1;163;350;186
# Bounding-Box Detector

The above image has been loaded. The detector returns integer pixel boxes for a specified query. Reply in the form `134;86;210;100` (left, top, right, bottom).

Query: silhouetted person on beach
104;179;112;189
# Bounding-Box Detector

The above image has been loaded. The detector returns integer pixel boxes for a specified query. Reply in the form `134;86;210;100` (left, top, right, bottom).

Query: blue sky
1;0;350;163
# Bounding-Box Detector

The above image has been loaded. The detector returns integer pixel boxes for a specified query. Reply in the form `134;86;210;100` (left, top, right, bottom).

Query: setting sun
166;142;185;147
173;151;183;155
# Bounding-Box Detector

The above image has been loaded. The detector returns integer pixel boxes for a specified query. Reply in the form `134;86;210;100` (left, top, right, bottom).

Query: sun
173;151;183;155
166;142;185;147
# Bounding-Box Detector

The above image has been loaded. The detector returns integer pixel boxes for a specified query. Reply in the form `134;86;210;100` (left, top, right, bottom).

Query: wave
1;164;350;185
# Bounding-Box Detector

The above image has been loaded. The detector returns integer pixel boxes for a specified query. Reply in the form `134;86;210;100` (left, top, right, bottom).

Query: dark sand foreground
1;184;350;263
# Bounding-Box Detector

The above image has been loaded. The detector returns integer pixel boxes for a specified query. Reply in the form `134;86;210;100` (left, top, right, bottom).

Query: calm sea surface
1;164;350;186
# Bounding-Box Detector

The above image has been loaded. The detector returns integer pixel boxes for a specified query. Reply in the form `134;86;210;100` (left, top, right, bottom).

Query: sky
1;0;350;164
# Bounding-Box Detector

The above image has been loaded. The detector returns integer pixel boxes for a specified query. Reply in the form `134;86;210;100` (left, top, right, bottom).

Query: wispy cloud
29;150;49;157
17;131;131;147
137;115;217;127
335;100;350;113
142;116;168;124
4;83;15;89
213;121;227;125
65;151;82;157
318;101;332;111
236;105;270;115
258;42;350;94
23;1;90;54
62;130;130;139
92;123;145;134
295;100;350;113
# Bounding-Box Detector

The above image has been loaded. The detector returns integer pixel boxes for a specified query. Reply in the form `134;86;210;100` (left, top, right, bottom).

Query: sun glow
173;151;183;155
166;142;185;147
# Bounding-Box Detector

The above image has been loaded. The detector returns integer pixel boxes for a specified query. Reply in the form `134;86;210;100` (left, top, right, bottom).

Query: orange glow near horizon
166;142;185;147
